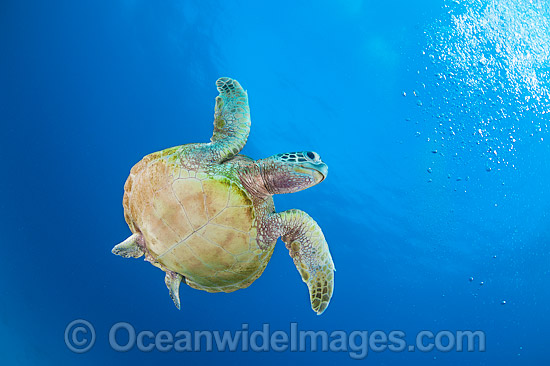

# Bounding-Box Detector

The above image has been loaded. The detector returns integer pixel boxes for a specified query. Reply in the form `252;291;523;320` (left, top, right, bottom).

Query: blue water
2;0;550;365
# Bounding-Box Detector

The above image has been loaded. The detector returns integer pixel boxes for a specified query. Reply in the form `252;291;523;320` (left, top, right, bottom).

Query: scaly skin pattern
114;77;335;314
279;209;334;314
180;78;251;169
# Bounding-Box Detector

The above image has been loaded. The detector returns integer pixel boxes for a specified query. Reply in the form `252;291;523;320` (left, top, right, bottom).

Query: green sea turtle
112;77;334;314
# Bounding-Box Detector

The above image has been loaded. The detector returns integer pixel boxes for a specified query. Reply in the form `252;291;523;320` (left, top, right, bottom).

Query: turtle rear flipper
113;234;185;309
112;233;144;258
278;209;335;315
165;271;184;309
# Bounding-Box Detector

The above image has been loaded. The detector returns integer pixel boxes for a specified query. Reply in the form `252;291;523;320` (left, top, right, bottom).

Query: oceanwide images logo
65;320;486;359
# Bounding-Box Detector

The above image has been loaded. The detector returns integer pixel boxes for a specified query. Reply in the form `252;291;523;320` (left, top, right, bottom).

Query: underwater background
1;0;550;364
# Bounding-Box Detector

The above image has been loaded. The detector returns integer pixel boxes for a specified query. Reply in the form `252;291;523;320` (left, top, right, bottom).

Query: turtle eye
305;151;321;162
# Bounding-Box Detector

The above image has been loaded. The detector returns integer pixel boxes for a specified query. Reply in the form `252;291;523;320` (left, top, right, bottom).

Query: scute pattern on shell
123;149;274;293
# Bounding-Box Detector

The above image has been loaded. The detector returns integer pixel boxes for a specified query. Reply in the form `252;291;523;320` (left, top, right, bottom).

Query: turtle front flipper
181;78;251;166
211;77;250;160
277;209;335;315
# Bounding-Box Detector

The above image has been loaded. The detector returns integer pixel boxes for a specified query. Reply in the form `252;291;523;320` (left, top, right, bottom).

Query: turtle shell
123;149;273;293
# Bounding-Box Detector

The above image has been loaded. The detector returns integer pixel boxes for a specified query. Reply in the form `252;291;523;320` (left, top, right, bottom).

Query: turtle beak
316;163;328;182
296;162;328;184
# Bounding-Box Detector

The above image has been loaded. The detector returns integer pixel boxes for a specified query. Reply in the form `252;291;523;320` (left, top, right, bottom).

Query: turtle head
257;151;328;195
